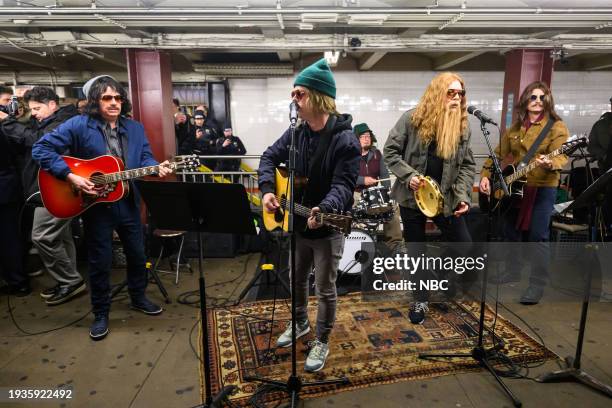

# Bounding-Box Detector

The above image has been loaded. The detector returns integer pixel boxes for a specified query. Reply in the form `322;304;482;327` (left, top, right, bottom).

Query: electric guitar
262;168;353;234
38;155;199;219
479;137;586;212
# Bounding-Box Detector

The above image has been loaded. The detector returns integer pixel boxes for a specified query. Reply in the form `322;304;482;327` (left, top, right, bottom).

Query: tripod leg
479;353;522;407
148;267;171;304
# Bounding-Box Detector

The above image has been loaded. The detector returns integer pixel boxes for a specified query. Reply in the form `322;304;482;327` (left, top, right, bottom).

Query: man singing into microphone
258;58;360;372
479;81;569;305
383;72;476;324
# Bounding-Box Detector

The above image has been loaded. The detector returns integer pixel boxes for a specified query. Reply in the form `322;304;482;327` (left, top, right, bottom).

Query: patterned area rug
199;293;556;406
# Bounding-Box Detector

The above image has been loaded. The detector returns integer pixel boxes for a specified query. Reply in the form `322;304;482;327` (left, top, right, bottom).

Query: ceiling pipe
1;7;612;15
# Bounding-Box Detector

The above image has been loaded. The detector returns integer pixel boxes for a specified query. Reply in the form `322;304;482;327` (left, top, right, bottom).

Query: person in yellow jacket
479;81;569;305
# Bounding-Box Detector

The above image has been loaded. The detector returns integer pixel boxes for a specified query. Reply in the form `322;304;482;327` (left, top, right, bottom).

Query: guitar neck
278;197;327;223
93;163;174;184
505;146;565;184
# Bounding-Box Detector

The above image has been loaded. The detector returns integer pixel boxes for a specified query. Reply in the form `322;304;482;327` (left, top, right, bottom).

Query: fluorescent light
12;19;32;25
301;13;338;23
298;23;314;30
347;14;388;25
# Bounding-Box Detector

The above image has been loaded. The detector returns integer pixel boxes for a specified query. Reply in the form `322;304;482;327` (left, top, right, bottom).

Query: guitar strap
517;118;555;169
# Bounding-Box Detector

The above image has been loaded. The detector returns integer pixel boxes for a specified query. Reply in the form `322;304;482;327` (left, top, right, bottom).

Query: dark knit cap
194;110;206;119
353;123;376;142
293;58;336;99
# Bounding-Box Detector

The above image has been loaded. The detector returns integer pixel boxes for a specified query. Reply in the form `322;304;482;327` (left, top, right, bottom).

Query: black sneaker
409;301;429;325
89;314;109;340
45;281;86;306
519;285;544;305
130;297;163;315
40;284;61;299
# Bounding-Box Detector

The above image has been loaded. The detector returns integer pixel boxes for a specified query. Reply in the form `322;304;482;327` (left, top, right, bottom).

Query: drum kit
340;176;444;276
339;184;395;276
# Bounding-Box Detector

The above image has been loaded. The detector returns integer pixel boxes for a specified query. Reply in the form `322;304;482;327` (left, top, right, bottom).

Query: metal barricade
175;155;261;208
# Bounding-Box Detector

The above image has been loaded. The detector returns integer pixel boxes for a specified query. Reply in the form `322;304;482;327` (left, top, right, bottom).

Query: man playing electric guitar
32;76;173;341
257;58;360;372
479;81;569;305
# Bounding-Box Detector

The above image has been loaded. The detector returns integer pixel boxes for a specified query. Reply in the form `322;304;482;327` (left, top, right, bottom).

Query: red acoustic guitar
38;155;198;219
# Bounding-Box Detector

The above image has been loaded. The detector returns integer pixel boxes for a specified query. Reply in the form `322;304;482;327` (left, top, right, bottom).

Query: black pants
399;206;472;302
0;202;26;287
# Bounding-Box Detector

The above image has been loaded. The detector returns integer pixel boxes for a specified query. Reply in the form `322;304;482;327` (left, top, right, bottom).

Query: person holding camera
181;109;219;169
214;125;246;172
1;86;86;305
0;86;30;296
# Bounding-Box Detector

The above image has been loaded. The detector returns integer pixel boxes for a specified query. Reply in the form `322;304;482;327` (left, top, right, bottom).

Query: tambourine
414;176;443;217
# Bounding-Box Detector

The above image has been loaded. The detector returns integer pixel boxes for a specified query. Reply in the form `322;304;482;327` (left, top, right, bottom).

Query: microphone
467;106;498;126
289;101;299;125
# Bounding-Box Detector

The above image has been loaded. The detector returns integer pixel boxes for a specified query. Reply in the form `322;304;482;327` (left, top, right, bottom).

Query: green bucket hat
353;123;377;142
293;58;336;99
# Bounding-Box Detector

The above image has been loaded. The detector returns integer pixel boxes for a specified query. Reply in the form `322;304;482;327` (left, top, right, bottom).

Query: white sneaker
304;339;329;373
276;320;310;348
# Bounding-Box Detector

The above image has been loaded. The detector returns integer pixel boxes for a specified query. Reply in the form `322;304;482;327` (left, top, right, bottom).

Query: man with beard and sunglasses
32;76;174;341
383;72;476;325
258;58;360;372
479;81;569;305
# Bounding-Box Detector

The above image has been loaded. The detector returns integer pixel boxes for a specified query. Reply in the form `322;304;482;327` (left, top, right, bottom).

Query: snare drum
360;185;393;215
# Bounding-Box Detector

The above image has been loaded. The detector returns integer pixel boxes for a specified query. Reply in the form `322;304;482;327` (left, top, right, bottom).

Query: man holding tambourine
383;72;476;325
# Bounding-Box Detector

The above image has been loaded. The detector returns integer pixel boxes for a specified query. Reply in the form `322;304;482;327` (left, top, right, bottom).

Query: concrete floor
1;253;612;408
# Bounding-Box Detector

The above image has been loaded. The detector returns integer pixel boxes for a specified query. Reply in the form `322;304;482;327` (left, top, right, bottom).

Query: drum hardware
414;176;444;217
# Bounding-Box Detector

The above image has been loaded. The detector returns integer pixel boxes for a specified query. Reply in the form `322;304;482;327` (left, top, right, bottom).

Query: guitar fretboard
505;144;568;185
88;163;176;185
278;197;323;222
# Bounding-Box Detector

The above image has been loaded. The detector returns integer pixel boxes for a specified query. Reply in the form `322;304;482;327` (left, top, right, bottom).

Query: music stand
136;180;257;408
536;167;612;397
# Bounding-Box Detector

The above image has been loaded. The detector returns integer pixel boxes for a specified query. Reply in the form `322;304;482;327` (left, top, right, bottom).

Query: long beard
435;107;462;159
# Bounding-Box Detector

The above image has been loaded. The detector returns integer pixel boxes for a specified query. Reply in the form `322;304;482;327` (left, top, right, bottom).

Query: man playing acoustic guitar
32;76;173;340
258;58;360;372
479;81;569;305
383;72;476;325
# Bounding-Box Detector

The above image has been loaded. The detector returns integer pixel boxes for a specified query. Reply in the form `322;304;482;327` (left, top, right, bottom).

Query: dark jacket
32;114;158;207
356;148;390;192
215;135;246;171
384;109;476;216
588;111;612;171
1;104;78;204
0;131;22;205
258;114;360;236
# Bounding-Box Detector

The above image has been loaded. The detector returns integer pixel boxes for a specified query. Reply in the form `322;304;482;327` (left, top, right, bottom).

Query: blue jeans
503;187;556;287
82;199;148;315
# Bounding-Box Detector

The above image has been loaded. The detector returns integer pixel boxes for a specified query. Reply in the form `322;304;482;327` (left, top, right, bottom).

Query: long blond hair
411;72;468;159
306;88;339;115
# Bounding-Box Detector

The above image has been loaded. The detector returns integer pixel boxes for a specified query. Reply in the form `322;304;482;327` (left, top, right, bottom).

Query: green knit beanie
353;123;377;142
293;58;336;99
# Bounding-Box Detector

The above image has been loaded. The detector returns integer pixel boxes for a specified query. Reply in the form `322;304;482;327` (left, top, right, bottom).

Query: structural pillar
500;49;554;132
126;49;176;161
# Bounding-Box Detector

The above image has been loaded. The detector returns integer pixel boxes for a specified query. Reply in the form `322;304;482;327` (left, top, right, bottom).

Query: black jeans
399;206;472;302
0;202;26;287
82;199;148;316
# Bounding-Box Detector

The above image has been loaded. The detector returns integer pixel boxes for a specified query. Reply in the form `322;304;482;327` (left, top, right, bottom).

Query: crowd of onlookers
171;98;246;171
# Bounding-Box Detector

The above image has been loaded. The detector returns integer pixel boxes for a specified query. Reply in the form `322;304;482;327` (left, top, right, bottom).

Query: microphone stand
419;120;522;407
245;106;348;407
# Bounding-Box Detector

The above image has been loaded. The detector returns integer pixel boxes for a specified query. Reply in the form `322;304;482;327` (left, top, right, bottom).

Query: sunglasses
447;89;466;98
530;94;546;102
100;95;123;102
290;89;306;101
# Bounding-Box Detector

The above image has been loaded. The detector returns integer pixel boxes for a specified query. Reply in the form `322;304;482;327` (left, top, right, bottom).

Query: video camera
0;95;19;117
